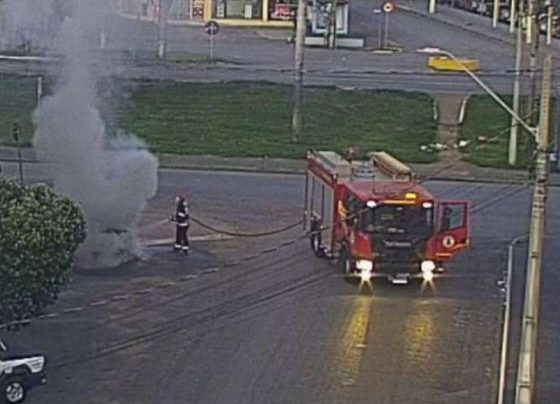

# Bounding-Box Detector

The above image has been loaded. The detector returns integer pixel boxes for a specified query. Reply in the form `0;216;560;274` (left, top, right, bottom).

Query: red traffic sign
382;1;394;13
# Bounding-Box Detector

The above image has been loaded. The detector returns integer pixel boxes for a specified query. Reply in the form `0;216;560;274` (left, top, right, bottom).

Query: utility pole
510;0;517;33
157;0;169;59
292;0;307;141
328;0;338;49
12;123;23;185
546;1;553;46
492;0;500;27
515;54;553;404
526;0;539;125
36;76;43;108
100;22;107;50
429;0;436;14
509;7;524;166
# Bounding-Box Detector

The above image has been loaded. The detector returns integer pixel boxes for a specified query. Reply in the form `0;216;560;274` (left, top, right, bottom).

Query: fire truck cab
304;151;470;284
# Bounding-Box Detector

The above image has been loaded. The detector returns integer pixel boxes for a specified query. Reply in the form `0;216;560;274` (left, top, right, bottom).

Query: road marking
62;307;84;313
90;300;108;307
134;288;153;295
201;267;220;275
0;235;306;330
37;313;58;319
178;275;198;281
156;282;175;288
110;294;130;301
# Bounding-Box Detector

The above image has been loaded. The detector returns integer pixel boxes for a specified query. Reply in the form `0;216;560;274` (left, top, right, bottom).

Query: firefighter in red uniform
173;195;190;253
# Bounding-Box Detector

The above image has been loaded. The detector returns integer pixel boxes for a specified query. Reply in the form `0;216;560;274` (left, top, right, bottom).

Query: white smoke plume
2;0;159;268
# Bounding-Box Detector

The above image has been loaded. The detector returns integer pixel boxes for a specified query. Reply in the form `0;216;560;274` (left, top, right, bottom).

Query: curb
254;30;292;42
396;5;514;46
1;149;556;186
112;11;205;27
0;155;540;184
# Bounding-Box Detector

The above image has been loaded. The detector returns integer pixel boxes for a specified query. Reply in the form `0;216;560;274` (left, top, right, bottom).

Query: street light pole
417;47;552;404
417;48;536;136
429;0;436;14
157;0;168;59
515;54;553;404
526;0;539;125
292;0;307;141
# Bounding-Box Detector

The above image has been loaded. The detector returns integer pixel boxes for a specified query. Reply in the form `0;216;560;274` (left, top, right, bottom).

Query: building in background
112;0;295;26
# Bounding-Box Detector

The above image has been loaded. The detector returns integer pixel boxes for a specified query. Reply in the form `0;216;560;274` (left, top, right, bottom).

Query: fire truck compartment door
436;201;470;254
306;170;335;253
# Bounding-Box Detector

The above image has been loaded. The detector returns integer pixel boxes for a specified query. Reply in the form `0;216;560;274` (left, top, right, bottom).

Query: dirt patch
433;93;468;162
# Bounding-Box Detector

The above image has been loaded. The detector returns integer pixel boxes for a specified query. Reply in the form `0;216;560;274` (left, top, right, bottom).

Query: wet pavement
2;169;558;404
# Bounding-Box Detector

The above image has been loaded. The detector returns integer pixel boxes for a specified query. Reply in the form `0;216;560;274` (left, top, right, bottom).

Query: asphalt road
106;2;517;72
0;59;524;94
0;3;525;94
2;168;558;404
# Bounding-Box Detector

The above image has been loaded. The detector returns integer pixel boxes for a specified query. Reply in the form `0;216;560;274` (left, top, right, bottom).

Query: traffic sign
382;1;394;13
204;20;220;36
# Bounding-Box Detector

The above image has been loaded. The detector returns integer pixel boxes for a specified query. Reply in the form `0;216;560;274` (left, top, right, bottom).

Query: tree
0;176;86;327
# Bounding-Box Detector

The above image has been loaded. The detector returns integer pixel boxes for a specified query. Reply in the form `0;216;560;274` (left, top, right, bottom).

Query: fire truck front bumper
361;260;437;284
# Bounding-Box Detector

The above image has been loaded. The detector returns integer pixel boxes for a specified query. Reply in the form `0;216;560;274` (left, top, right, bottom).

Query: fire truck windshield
361;204;433;237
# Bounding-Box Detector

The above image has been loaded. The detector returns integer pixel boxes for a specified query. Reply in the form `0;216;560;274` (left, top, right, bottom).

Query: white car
0;339;46;403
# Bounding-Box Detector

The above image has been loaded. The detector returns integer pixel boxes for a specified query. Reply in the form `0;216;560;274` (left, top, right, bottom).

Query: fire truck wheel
310;233;323;257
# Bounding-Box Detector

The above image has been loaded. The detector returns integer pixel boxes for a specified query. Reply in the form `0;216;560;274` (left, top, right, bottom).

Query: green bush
0;176;86;327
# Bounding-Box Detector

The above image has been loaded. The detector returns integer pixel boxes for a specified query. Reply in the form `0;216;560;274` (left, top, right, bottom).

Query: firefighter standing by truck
173;195;190;253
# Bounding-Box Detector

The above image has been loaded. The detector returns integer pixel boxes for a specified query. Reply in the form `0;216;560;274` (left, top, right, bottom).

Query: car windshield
361;204;433;237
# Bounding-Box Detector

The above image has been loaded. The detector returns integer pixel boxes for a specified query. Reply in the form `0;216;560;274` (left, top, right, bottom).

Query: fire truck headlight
421;260;436;273
422;270;434;282
360;271;372;282
356;259;373;272
366;200;377;209
422;202;433;209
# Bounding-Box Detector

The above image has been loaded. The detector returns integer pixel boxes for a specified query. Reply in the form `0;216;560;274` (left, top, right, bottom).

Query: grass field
121;81;437;163
460;95;537;168
6;76;542;168
0;76;37;147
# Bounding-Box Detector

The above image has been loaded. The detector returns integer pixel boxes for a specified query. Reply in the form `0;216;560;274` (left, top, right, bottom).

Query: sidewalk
1;145;558;186
398;0;560;52
113;10;205;27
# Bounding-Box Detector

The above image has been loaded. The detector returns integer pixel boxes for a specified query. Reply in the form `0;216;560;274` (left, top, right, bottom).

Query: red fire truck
304;151;470;284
